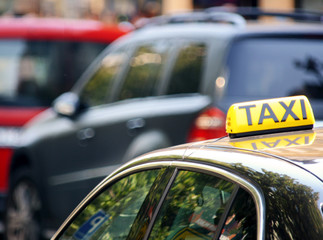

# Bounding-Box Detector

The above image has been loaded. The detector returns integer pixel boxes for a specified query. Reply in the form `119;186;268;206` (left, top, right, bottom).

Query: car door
40;44;133;221
54;165;258;240
43;39;177;222
44;38;211;222
111;39;212;160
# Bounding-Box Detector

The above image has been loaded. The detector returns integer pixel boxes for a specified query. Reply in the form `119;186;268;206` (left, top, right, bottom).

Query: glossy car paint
53;127;323;239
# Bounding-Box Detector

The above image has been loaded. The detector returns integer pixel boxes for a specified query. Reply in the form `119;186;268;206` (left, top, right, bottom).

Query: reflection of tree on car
233;163;321;240
61;170;159;240
149;171;256;240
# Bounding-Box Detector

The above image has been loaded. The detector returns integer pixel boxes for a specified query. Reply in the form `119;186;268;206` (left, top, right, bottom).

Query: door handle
126;118;145;130
77;128;95;141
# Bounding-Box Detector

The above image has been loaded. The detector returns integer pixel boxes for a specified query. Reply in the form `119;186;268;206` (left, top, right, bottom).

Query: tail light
0;148;13;192
187;107;227;142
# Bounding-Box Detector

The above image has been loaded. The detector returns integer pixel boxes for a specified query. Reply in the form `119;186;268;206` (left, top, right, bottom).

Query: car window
118;41;169;100
58;169;160;240
166;42;207;95
80;48;128;107
225;37;323;100
0;39;106;107
219;188;257;240
148;170;257;240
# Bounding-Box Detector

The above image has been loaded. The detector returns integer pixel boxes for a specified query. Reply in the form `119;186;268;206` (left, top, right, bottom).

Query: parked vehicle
0;17;129;127
0;16;130;239
4;9;323;239
53;96;323;240
0;17;129;144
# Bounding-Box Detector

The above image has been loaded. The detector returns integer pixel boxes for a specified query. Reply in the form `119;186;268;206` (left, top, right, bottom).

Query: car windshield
225;37;323;100
0;39;107;107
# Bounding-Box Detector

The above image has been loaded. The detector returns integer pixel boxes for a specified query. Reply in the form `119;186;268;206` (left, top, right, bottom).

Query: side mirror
53;92;81;117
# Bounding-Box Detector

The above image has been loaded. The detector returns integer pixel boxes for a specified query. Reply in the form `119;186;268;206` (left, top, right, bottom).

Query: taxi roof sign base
229;124;314;138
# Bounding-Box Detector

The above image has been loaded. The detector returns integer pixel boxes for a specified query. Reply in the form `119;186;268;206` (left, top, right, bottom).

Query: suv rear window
0;39;106;107
226;37;323;100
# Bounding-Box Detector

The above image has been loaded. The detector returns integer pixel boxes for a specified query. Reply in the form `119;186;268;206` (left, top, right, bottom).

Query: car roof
244;21;323;34
126;13;323;42
118;127;323;185
213;128;323;179
0;17;131;42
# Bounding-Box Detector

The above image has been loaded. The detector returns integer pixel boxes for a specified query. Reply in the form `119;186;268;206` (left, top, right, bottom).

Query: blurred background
1;0;323;23
1;0;323;239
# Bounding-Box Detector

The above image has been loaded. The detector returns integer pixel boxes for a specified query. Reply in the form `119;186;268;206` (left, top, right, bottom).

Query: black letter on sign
279;100;300;122
300;99;307;120
239;104;256;126
258;103;279;125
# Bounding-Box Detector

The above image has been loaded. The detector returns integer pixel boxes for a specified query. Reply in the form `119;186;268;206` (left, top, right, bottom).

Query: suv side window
149;170;257;239
58;169;160;240
166;42;207;95
80;48;128;107
118;41;169;100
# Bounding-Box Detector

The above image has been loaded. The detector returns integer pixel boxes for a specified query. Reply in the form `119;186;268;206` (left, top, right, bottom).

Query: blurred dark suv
5;8;323;239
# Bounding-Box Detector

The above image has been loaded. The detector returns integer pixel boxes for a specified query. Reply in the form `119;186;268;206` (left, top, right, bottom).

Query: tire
4;169;42;240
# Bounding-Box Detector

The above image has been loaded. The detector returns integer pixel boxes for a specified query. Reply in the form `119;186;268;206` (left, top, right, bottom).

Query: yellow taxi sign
226;96;315;138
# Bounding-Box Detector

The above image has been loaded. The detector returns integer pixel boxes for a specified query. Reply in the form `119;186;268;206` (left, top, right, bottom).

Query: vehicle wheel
5;169;42;240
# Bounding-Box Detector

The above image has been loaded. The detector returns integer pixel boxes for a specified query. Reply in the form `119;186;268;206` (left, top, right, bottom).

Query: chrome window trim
52;160;265;240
